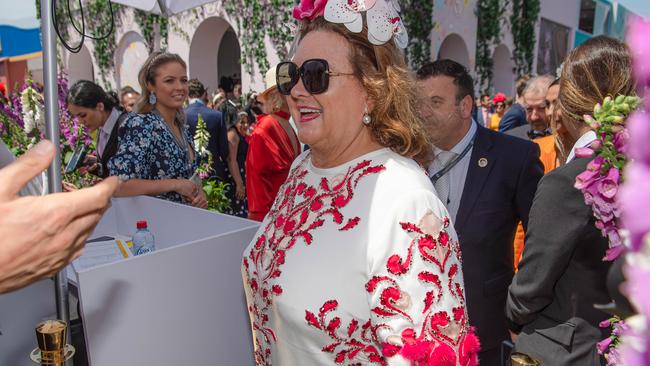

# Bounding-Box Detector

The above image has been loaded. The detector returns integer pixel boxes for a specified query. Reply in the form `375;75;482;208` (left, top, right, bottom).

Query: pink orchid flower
293;0;328;21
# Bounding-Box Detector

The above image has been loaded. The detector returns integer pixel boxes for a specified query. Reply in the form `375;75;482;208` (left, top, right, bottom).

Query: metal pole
41;0;70;329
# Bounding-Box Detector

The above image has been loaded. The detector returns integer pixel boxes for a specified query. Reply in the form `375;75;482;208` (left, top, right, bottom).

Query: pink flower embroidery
292;0;328;21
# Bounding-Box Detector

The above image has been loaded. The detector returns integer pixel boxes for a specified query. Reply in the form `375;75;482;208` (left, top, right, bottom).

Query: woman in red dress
246;67;300;221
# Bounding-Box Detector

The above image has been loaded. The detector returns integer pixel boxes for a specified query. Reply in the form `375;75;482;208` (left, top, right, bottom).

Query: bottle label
136;246;154;256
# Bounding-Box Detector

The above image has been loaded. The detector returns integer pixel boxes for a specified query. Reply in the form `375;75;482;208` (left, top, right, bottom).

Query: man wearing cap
245;66;300;221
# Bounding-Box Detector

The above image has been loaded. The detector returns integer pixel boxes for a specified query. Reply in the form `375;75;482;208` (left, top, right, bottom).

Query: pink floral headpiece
292;0;409;49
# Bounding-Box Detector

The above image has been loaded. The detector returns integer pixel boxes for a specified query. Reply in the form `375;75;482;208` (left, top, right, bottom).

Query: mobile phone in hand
64;145;87;174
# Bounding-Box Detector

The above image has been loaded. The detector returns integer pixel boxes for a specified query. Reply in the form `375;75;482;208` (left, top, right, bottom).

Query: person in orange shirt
489;92;507;130
514;78;563;269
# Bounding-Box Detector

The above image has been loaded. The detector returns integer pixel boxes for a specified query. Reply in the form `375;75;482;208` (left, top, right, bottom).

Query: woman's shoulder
377;150;433;189
123;112;163;129
368;152;449;232
251;115;277;133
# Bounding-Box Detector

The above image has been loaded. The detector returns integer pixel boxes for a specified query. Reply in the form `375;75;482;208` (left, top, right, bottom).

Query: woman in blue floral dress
108;52;207;208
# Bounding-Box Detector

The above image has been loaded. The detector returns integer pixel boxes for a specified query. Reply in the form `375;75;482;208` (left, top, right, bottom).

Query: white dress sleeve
366;188;480;366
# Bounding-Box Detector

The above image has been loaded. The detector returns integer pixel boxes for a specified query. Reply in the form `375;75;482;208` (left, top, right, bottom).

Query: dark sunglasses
276;59;354;96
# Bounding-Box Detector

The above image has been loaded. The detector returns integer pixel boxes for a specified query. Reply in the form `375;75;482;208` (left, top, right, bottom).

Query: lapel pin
478;158;488;168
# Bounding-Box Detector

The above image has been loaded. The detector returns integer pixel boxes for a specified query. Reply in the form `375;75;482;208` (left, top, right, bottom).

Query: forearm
227;156;244;186
113;178;179;197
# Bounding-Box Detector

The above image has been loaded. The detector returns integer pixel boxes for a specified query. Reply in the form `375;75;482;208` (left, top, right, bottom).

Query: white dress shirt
428;121;477;222
97;108;121;158
566;130;597;163
188;98;204;106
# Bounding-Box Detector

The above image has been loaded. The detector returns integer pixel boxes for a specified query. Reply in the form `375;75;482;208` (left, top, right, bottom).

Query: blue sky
0;1;38;28
0;0;646;28
617;0;650;18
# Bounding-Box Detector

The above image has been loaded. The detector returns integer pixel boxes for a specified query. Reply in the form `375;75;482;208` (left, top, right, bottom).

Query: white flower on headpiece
324;0;409;48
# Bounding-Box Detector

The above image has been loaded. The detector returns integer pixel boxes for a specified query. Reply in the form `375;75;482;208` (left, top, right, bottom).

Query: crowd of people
63;56;303;222
0;0;645;365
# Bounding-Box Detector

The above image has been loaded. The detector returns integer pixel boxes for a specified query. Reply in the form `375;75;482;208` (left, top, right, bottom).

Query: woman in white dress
242;1;480;365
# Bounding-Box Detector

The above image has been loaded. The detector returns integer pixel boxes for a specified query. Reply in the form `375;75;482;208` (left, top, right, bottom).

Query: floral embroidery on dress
243;153;385;365
305;300;388;365
306;211;480;366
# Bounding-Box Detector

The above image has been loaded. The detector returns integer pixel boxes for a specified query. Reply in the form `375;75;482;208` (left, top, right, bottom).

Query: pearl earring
362;106;372;125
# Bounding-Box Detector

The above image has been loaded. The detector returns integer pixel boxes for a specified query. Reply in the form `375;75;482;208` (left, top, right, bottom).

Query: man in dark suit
506;75;555;141
185;79;229;182
416;60;544;365
499;75;530;133
475;93;492;128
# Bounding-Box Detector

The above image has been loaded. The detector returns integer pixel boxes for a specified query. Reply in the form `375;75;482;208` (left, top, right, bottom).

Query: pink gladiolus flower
614;129;630;154
587;156;605;171
292;0;328;21
603;241;624;261
598;167;620;199
575;169;600;190
597;336;612;354
628;111;650;164
590;139;603;150
624;263;650;326
620;164;650;251
628;19;650;87
575;147;595;158
600;319;611;328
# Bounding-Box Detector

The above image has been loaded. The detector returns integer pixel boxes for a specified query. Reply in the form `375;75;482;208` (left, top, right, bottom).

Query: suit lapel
455;126;496;232
100;112;127;177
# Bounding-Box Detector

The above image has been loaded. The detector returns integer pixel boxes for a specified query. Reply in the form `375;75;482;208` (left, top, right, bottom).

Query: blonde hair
298;18;432;166
559;36;635;127
134;51;187;115
260;86;288;114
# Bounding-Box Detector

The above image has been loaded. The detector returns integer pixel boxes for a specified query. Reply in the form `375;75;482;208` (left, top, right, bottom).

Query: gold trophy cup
511;352;541;366
30;320;75;365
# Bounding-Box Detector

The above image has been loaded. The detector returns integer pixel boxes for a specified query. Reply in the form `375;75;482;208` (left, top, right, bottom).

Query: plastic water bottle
132;220;156;256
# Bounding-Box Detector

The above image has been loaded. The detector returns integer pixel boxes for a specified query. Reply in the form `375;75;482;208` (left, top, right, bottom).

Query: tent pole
41;0;70;330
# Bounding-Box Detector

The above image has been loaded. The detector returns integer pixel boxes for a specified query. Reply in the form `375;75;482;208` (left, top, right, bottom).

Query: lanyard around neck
430;132;476;185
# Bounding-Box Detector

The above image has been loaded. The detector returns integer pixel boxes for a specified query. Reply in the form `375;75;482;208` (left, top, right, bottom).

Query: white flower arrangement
20;82;45;135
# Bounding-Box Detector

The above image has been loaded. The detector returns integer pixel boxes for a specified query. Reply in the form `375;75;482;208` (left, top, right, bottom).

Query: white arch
492;44;515;96
189;16;241;93
115;31;149;92
67;45;94;84
437;33;471;70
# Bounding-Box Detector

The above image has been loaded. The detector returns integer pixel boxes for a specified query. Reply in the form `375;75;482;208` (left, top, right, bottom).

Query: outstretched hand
0;141;119;294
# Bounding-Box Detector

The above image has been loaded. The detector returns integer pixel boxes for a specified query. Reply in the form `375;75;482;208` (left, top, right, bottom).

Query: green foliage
0;115;30;156
134;9;170;51
87;0;123;88
400;0;434;70
38;0;169;87
510;0;540;77
589;95;642;172
225;0;297;77
475;0;505;94
266;0;298;62
203;179;231;213
225;0;270;76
